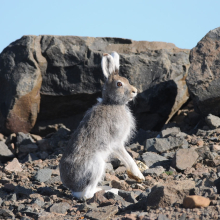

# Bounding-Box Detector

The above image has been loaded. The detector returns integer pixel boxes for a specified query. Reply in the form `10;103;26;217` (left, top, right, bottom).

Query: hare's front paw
127;169;145;182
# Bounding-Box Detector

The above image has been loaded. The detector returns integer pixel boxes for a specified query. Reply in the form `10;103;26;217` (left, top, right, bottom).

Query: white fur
101;54;115;78
111;51;120;71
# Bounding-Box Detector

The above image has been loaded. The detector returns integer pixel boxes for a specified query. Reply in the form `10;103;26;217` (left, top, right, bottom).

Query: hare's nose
131;87;137;94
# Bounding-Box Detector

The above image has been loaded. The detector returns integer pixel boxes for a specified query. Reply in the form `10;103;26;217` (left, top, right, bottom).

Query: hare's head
101;52;137;105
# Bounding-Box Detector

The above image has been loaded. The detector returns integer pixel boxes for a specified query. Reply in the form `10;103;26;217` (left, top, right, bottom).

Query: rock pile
0;109;220;219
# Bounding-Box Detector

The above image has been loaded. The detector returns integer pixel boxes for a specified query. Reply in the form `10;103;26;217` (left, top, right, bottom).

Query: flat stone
183;195;210;208
142;152;168;168
5;158;23;172
173;148;199;170
49;202;70;214
85;205;118;220
35;168;52;182
143;166;165;176
111;180;129;190
161;127;181;138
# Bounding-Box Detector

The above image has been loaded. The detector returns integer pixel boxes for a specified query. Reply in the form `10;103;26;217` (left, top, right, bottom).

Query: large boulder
0;36;43;134
186;27;220;115
0;36;190;134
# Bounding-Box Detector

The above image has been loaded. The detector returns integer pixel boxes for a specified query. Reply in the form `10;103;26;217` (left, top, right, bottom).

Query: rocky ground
1;101;220;220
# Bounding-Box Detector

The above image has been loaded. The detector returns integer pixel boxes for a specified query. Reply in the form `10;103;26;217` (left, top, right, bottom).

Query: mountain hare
59;52;145;199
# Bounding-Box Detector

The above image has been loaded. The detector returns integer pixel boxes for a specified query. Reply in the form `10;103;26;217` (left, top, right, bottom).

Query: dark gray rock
131;129;157;145
16;132;35;146
22;153;39;163
142;152;169;168
37;151;49;160
145;136;188;154
205;114;220;129
49;202;70;214
0;36;190;134
108;157;121;169
19;143;38;153
15;186;33;198
186;27;220;115
37;186;56;196
0;141;14;162
37;126;70;151
118;190;137;203
35;168;52;182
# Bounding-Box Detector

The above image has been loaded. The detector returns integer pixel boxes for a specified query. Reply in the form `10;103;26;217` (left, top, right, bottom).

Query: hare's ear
101;53;115;78
111;51;120;73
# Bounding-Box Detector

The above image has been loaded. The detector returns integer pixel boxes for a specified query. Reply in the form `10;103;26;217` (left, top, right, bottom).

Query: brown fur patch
127;170;143;183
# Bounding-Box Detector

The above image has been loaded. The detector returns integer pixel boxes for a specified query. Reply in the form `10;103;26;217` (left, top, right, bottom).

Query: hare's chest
111;108;134;142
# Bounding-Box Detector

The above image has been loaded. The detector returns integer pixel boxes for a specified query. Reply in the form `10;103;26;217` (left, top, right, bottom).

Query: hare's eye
117;82;123;87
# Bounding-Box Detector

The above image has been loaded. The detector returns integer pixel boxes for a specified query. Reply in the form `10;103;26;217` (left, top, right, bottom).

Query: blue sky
0;0;219;53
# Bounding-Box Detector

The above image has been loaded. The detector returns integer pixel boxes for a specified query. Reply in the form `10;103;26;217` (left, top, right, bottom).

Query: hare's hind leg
73;156;106;199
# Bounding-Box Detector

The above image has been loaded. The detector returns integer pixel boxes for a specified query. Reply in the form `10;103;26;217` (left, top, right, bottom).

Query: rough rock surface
0;36;43;134
147;180;195;208
0;36;190;134
187;27;220;115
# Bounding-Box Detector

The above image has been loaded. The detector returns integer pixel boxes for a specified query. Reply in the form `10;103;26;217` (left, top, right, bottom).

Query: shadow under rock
130;80;178;131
